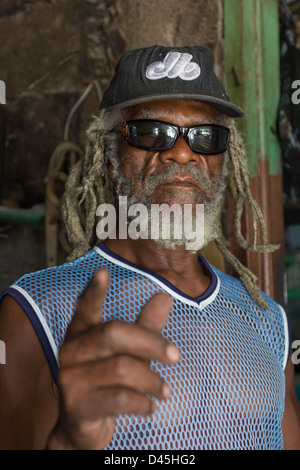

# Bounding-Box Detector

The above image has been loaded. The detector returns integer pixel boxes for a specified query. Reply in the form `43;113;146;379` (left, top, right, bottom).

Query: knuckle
113;355;131;379
114;389;130;409
102;320;123;345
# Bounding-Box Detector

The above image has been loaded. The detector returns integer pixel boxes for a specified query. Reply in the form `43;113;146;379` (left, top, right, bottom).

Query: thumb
66;269;110;340
136;293;173;334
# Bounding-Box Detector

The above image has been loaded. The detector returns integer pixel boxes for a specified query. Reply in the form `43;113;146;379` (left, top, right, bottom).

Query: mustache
142;163;216;194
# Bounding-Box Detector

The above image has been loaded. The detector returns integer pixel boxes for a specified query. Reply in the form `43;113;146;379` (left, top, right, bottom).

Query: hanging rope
45;81;102;267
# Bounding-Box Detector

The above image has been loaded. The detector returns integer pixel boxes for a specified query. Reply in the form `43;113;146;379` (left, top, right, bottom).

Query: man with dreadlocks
0;45;300;450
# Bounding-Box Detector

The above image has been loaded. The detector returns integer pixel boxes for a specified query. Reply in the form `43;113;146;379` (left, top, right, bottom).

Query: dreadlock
62;109;279;310
214;115;279;310
62;109;119;260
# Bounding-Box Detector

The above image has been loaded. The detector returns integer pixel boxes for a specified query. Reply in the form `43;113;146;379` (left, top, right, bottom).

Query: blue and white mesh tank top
0;242;290;450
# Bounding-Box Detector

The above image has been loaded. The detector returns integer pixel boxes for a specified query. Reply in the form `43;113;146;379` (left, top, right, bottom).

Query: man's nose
159;135;199;164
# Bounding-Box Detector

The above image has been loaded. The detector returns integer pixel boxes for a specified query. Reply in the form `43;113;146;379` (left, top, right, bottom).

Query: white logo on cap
146;52;200;81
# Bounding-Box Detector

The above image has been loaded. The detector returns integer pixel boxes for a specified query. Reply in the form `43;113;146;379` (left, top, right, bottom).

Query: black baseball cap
99;45;244;118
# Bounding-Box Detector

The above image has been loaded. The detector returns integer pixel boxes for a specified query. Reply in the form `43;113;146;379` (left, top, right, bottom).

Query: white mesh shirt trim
278;304;290;370
10;285;59;362
93;245;220;309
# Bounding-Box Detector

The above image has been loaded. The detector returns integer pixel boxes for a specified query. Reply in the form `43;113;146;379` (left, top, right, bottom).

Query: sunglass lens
190;126;229;154
128;121;176;150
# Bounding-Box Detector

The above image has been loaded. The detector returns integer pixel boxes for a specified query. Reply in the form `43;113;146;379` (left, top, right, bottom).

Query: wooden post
224;0;285;305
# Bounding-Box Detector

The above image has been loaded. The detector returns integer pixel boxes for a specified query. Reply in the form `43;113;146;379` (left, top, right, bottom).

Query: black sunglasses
122;119;230;155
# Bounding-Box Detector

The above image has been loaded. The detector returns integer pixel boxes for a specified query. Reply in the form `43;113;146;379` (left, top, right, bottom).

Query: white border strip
93;246;220;310
11;285;59;361
278;304;290;370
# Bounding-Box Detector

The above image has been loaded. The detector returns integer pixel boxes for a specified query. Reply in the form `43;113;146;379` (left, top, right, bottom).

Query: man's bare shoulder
0;295;58;449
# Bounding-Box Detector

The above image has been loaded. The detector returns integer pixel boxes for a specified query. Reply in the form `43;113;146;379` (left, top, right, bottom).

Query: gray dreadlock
61;108;279;310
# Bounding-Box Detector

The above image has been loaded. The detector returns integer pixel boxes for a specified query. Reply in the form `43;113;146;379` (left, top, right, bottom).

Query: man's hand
46;269;180;450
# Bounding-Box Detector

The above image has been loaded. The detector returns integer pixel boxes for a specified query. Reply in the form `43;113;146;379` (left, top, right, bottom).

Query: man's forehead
134;106;159;118
124;99;223;123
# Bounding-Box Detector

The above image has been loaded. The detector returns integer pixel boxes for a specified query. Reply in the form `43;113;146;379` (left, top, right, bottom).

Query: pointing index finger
137;292;180;364
67;269;110;340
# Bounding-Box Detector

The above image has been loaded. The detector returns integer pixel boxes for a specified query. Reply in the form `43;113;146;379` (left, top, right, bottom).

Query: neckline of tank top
94;242;220;309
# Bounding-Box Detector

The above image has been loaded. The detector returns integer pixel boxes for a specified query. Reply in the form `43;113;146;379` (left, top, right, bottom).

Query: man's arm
0;270;179;450
282;353;300;449
0;295;58;449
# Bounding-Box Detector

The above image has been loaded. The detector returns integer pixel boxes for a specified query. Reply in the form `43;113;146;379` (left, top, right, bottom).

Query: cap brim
100;93;244;118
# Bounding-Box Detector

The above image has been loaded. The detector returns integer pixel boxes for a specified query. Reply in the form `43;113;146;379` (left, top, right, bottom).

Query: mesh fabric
4;243;288;450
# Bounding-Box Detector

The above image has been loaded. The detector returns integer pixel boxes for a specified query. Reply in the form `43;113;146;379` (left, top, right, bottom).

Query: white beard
109;156;228;251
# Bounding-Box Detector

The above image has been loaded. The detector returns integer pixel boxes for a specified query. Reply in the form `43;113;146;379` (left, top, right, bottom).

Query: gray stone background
0;0;224;290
